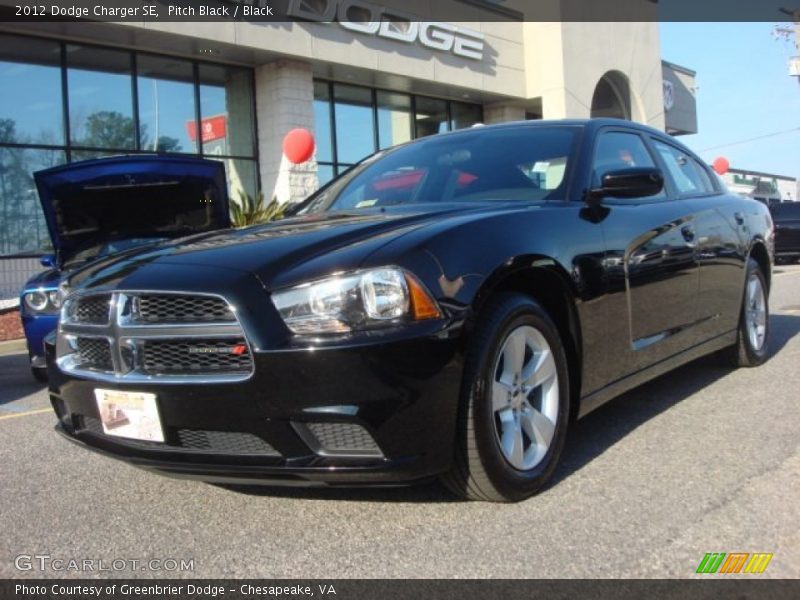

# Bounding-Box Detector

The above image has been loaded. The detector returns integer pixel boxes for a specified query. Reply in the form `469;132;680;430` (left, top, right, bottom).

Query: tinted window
313;82;333;163
300;127;576;213
334;84;375;165
653;140;714;195
0;36;63;146
199;64;255;158
67;46;134;152
377;91;412;150
137;55;197;153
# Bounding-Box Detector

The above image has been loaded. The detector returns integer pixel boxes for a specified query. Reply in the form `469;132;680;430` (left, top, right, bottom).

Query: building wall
532;22;664;129
0;1;692;211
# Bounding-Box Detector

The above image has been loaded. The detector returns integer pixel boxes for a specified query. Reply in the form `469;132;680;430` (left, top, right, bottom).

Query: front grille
306;422;382;454
132;295;235;323
141;339;252;375
76;338;113;371
58;291;252;382
71;295;111;324
177;429;278;455
81;417;279;456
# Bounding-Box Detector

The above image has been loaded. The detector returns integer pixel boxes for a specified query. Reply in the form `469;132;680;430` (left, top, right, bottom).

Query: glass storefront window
0;36;63;146
377;91;412;150
313;79;482;184
451;101;483;130
0;34;258;257
415;97;448;138
67;46;135;150
313;82;333;164
0;148;65;255
317;164;335;187
138;55;197;154
199;64;255;158
334;84;375;164
212;157;258;202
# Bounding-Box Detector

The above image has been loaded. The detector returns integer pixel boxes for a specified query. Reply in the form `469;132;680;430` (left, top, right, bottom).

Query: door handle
681;225;695;243
734;212;745;225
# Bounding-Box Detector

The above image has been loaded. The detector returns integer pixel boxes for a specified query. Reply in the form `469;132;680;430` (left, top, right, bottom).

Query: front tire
31;366;48;383
442;293;571;502
727;258;769;367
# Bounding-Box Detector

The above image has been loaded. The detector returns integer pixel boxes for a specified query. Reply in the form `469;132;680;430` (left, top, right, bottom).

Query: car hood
35;156;230;268
68;202;527;291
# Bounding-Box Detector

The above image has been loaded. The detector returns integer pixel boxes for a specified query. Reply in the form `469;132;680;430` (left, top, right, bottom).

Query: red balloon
283;128;315;164
712;157;730;175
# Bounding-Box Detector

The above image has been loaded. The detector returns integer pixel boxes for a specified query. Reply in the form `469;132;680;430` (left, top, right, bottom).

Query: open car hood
34;156;230;268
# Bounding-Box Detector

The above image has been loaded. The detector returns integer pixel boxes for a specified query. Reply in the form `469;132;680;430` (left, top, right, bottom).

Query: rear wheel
442;293;570;502
726;258;769;367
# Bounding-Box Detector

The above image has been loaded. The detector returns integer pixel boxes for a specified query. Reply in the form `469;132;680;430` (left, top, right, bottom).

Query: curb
0;339;26;356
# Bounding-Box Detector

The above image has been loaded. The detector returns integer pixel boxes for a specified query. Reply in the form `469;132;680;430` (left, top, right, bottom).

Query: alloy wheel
491;325;560;471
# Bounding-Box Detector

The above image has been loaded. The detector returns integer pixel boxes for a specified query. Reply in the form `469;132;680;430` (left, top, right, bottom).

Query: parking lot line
0;408;52;422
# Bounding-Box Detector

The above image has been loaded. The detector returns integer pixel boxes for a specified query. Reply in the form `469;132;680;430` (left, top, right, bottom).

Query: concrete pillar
254;59;317;204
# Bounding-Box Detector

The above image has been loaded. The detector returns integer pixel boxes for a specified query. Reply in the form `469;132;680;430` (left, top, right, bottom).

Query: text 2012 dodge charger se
46;119;774;502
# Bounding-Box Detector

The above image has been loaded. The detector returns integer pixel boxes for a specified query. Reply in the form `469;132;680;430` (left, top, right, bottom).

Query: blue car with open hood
19;155;231;381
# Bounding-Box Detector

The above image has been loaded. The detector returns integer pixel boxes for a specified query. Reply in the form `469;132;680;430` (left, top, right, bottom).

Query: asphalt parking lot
1;265;799;579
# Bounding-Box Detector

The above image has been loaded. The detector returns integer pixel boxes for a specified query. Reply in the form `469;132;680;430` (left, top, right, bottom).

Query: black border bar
3;580;800;600
0;0;798;23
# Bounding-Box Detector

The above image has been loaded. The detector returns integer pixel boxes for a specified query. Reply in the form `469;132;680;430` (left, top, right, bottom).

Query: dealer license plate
94;389;164;442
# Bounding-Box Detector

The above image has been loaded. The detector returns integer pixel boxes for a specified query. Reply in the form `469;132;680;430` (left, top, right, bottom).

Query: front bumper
46;329;464;486
21;312;57;366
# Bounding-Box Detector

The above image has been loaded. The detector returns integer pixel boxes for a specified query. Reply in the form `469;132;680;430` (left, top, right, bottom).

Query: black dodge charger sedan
46;119;774;502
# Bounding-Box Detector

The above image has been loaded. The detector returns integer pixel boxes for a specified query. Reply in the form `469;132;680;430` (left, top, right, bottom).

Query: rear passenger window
652;140;715;195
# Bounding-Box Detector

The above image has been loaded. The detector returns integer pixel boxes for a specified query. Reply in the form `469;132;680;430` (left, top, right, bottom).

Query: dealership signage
186;115;228;143
662;80;675;111
286;0;486;61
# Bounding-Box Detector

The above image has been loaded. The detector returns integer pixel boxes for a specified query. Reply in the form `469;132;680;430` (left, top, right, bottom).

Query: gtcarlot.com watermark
14;554;195;573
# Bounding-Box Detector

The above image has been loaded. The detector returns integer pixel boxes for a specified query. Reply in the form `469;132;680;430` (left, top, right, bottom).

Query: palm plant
230;190;286;228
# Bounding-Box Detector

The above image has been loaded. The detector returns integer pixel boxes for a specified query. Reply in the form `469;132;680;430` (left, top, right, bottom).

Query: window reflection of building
0;33;257;257
314;80;483;186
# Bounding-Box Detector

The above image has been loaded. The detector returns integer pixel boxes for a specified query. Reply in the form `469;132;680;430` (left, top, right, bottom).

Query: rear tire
442;293;570;502
726;258;769;368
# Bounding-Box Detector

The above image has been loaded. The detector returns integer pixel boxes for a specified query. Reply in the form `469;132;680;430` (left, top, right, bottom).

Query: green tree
80;111;137;149
154;135;182;153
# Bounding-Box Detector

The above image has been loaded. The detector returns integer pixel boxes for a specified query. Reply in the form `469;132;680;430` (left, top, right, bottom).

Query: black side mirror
589;167;664;200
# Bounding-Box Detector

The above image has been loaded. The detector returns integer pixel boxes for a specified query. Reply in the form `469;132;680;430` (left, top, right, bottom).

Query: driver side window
593;131;664;199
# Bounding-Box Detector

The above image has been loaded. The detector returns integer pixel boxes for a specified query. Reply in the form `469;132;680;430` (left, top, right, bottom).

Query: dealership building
0;0;698;298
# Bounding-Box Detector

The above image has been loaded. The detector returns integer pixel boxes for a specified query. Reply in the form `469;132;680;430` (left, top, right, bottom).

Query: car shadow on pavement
0;352;46;406
220;314;800;503
549;312;800;489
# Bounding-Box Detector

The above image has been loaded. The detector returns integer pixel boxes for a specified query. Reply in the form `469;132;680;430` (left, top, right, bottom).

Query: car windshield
296;126;578;214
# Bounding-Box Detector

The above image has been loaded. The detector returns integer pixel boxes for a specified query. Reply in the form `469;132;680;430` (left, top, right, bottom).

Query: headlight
272;268;441;335
23;289;60;314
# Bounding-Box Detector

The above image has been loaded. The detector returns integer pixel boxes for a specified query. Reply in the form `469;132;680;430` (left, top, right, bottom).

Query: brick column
254;59;317;204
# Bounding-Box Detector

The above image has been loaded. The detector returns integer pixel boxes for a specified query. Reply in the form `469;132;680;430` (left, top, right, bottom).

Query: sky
659;22;800;178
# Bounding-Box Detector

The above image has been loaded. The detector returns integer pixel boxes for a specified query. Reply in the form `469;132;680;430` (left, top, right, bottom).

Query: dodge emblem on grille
188;344;248;355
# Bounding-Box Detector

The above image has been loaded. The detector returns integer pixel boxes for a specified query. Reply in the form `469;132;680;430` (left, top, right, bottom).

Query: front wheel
726;258;769;367
31;366;48;383
442;293;570;502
